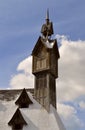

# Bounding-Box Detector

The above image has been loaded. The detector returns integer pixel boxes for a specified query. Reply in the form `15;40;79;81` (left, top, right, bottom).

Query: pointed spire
41;9;54;38
46;9;49;25
46;9;49;20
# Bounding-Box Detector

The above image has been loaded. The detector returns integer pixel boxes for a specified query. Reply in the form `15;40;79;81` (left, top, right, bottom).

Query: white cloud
10;56;34;89
79;101;85;110
10;73;34;89
57;103;84;130
55;34;69;43
57;103;76;119
17;56;32;75
56;35;85;102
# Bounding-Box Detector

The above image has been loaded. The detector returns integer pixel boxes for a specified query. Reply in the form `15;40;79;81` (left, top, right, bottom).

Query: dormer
15;88;33;108
8;108;27;130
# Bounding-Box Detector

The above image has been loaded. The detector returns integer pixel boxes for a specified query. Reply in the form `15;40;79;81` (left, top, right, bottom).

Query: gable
32;37;60;59
35;45;47;59
32;36;47;56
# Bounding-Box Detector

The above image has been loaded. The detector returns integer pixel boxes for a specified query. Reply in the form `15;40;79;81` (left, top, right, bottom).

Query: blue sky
0;1;85;130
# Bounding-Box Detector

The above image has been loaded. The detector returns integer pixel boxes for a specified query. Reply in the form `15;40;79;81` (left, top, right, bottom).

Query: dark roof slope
8;108;27;126
15;88;33;108
32;36;60;59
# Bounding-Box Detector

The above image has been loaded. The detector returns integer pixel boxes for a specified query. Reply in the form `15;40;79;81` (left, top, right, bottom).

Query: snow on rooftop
44;40;55;48
0;92;66;130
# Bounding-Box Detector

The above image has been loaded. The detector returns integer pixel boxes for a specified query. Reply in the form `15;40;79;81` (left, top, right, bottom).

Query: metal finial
46;9;49;20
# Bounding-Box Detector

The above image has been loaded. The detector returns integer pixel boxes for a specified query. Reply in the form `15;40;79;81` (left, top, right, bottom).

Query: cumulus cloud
57;103;76;119
17;56;32;75
10;73;34;89
10;56;34;89
56;34;85;102
57;103;84;130
79;101;85;110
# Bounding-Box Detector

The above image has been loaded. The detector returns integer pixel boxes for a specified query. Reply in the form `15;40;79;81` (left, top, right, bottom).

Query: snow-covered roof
44;39;55;48
0;91;66;130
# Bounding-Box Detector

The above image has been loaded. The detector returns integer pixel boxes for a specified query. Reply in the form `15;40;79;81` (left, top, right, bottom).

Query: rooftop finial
46;9;49;20
41;9;54;37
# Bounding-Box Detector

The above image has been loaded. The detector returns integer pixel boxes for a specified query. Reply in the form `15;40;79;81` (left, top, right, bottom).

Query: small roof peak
8;108;27;126
15;88;33;108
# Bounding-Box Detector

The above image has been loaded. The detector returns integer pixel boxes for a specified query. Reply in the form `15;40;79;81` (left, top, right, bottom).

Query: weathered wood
32;38;59;78
32;16;60;112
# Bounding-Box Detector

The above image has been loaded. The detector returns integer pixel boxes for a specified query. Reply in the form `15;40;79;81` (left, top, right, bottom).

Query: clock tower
32;10;60;112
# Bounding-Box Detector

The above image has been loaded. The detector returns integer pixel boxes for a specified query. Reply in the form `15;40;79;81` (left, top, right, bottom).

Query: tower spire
46;9;49;21
41;9;54;38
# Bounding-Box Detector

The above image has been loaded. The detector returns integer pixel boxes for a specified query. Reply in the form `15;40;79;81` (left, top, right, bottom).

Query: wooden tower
32;10;60;112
